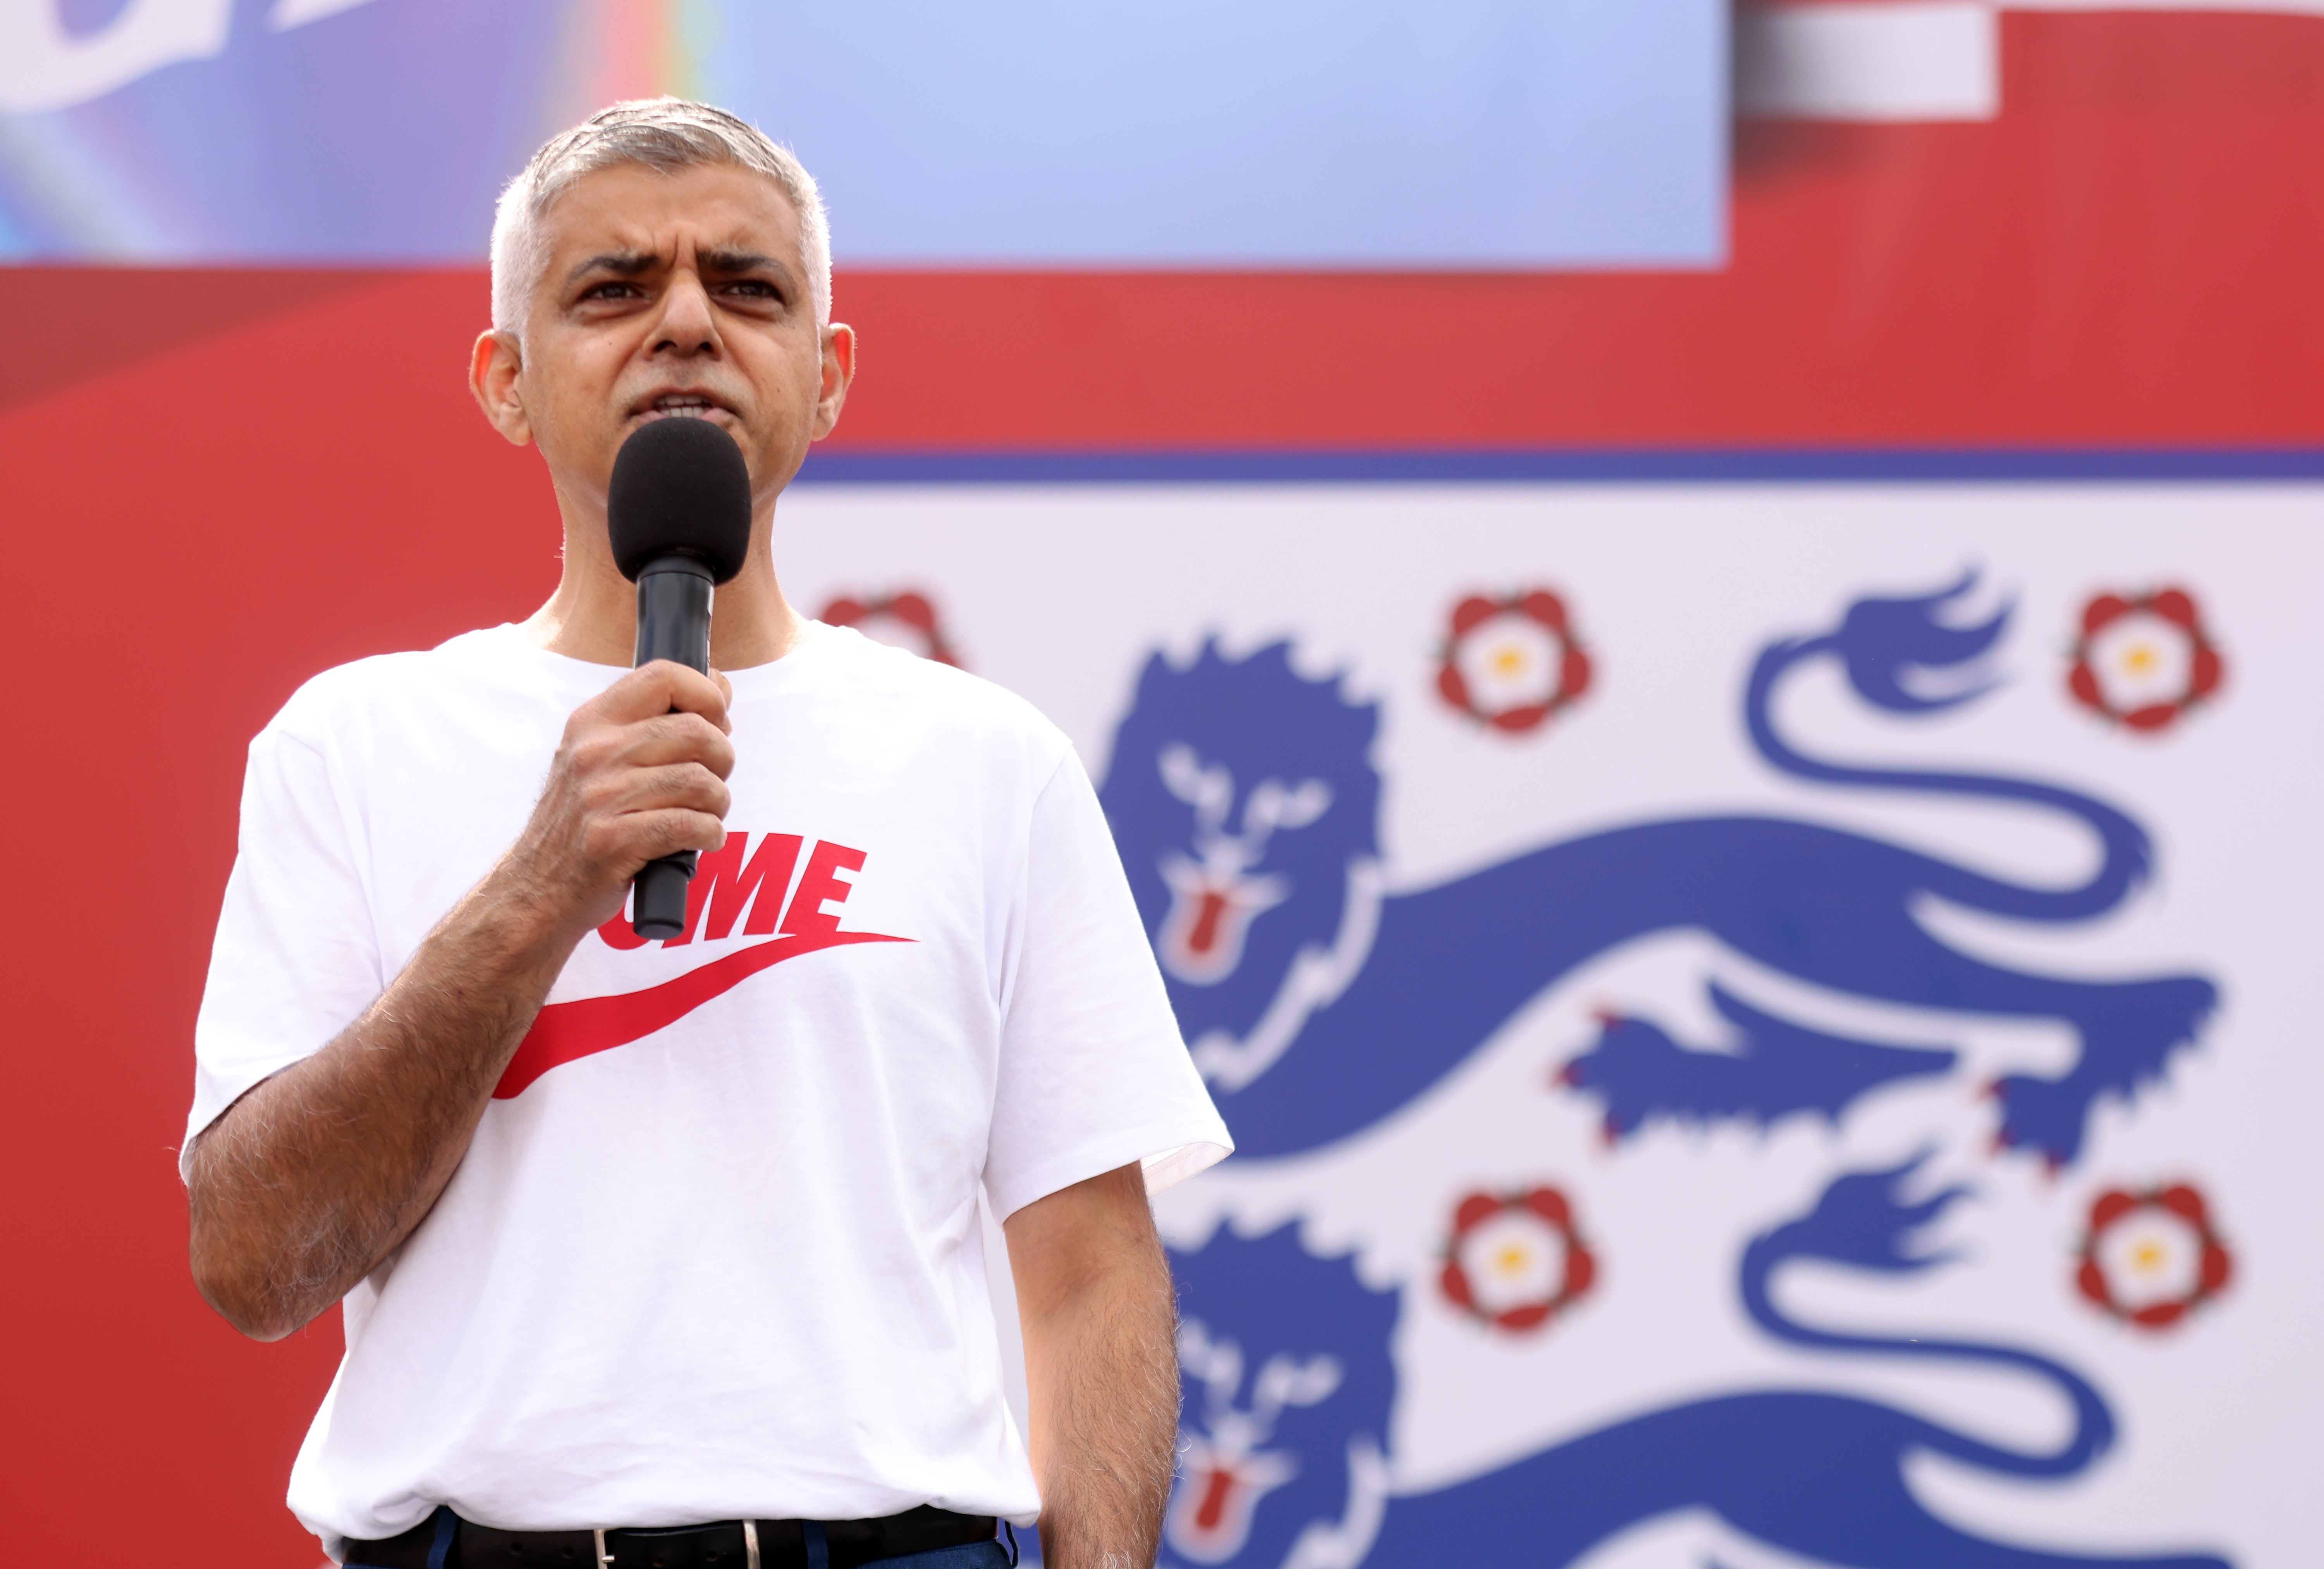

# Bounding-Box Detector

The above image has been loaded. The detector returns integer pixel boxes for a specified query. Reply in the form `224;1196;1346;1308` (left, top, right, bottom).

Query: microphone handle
630;556;716;940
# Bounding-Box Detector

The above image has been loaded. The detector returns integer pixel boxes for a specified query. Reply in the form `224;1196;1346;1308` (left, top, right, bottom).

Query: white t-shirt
186;621;1230;1555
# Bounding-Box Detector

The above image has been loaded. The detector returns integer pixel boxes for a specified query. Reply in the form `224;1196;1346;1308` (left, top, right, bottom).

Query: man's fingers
597;712;737;779
588;807;729;870
593;762;732;823
648;808;731;858
593;660;733;731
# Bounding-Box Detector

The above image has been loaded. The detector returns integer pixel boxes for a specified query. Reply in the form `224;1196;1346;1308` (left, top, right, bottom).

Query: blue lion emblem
1100;574;2229;1568
1165;1167;2230;1569
1164;1227;1397;1569
1100;574;2216;1169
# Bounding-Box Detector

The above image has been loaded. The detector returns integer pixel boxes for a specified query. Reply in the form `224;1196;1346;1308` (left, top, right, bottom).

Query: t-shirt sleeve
983;747;1232;1222
182;717;383;1178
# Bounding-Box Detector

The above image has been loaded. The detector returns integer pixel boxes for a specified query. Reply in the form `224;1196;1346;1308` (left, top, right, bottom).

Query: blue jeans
882;1543;1014;1569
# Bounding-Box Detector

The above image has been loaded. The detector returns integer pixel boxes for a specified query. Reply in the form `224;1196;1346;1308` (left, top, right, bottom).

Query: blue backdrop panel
719;0;1726;266
0;0;1725;267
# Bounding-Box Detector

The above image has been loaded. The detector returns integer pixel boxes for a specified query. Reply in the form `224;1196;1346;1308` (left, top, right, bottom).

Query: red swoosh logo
496;929;911;1098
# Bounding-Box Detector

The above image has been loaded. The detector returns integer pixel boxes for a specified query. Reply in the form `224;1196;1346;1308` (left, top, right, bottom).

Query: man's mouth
635;393;731;423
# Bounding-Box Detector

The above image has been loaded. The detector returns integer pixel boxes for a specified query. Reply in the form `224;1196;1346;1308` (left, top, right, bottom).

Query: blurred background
1;3;2317;1566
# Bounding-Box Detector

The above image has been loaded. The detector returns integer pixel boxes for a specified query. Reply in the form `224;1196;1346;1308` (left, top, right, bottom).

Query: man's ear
810;322;856;441
469;330;533;447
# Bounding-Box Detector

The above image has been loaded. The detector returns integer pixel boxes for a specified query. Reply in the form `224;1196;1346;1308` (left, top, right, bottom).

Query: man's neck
522;511;804;670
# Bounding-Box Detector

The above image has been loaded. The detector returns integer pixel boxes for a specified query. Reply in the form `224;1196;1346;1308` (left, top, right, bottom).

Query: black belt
345;1505;999;1569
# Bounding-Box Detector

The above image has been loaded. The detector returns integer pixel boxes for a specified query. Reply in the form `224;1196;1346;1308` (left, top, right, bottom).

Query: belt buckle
590;1520;758;1569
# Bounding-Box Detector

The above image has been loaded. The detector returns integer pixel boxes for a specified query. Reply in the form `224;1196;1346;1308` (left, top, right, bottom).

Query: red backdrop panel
0;285;556;1566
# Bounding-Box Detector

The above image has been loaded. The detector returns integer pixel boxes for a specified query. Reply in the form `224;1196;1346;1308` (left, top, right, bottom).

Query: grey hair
490;97;832;337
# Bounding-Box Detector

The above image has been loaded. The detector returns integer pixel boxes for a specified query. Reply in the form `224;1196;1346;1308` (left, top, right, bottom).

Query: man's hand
187;662;734;1340
504;662;736;937
1005;1163;1179;1569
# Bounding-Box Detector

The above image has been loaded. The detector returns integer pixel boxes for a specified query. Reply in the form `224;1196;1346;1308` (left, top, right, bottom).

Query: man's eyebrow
562;248;799;294
700;249;798;287
564;251;656;287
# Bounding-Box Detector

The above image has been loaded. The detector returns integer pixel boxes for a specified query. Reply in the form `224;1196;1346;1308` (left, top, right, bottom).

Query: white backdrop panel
781;483;2321;1569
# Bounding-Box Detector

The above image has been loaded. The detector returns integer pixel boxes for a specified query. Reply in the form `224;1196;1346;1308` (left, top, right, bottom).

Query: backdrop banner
778;481;2317;1569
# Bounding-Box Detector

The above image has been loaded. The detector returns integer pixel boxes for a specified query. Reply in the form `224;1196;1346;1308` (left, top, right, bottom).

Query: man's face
480;160;849;527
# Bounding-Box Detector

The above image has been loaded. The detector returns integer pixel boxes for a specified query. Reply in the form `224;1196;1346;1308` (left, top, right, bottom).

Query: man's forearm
186;873;575;1340
1009;1165;1181;1569
1031;1287;1178;1569
186;660;737;1341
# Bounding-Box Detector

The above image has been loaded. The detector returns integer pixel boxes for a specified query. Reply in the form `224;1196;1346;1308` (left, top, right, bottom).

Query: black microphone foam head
607;417;754;585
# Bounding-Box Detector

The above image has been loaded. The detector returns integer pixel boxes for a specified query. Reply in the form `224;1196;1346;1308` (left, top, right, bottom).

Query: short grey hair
490;97;832;337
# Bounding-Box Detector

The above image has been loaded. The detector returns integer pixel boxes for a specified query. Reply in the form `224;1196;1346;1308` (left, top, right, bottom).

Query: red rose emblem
2075;1182;2232;1330
1439;1186;1597;1333
819;589;963;667
2067;588;2224;733
1436;589;1592;734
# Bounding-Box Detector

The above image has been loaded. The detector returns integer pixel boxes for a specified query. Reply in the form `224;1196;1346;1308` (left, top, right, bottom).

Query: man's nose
652;272;719;356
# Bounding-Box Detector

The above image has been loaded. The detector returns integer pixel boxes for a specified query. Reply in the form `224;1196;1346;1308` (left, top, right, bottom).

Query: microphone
605;416;753;940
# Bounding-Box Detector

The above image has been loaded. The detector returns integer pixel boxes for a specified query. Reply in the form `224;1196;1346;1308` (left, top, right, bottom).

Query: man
184;99;1229;1569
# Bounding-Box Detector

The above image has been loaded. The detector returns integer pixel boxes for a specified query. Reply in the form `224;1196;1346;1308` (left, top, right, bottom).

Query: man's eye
722;280;779;300
581;281;639;301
